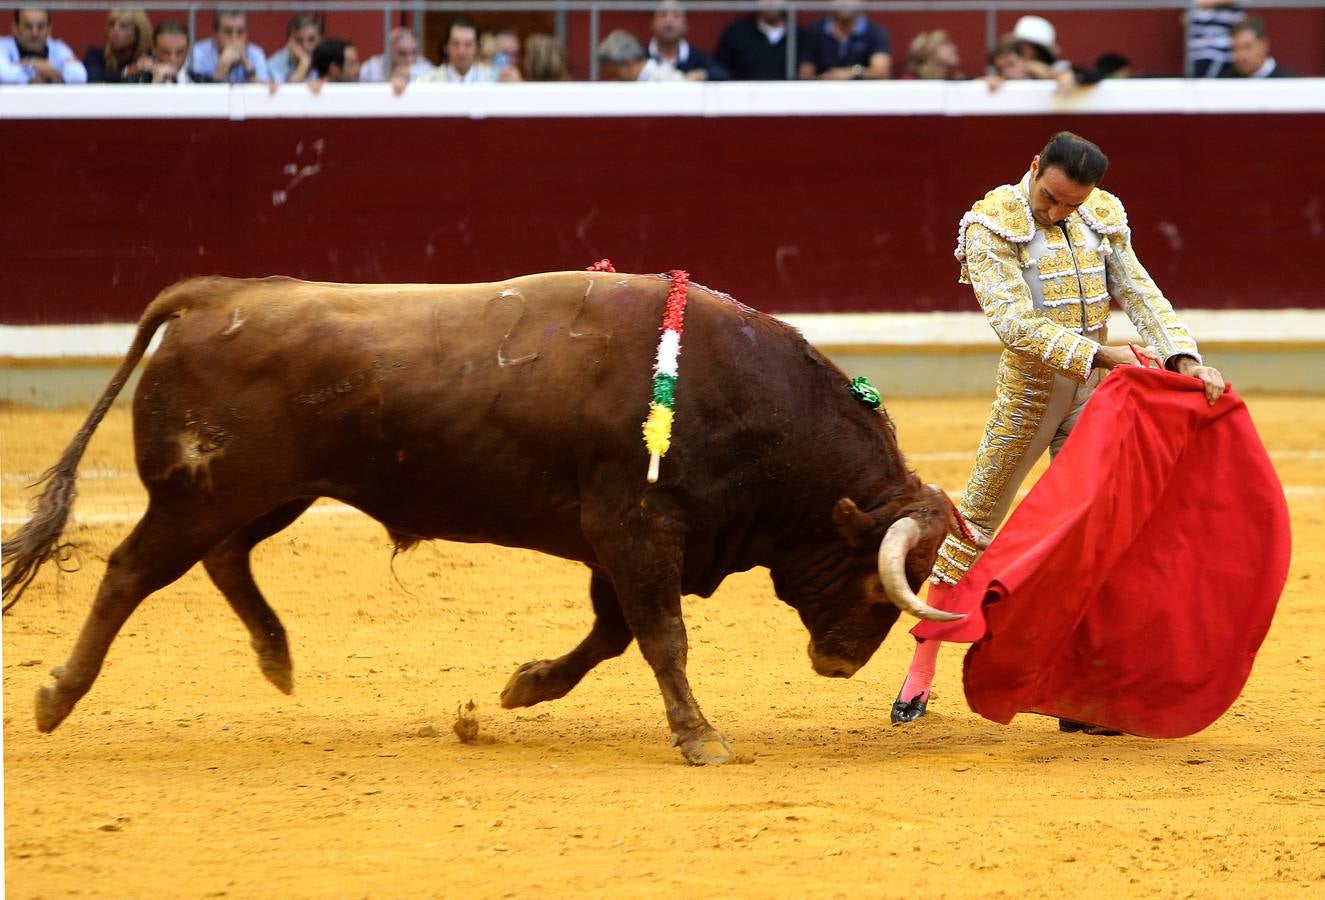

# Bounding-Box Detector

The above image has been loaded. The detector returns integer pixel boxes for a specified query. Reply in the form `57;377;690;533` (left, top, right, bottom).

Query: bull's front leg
587;510;731;766
631;602;731;765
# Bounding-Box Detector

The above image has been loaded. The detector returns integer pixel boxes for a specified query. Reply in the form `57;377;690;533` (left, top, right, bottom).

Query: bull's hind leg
202;499;314;695
500;568;633;708
36;501;240;732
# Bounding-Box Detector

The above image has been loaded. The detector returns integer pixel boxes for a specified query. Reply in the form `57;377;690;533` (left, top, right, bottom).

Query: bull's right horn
877;517;964;622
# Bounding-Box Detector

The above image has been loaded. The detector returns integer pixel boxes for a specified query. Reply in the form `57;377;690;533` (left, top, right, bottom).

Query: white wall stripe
3;80;1324;121
6;310;1325;360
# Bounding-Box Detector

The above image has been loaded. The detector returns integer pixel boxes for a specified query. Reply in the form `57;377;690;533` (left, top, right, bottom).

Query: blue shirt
0;35;88;84
187;39;269;83
802;15;891;75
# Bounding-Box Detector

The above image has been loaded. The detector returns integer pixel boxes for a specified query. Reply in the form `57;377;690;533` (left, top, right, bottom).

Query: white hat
1012;15;1057;53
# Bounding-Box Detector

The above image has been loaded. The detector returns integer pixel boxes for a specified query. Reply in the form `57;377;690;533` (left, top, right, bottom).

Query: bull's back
133;274;686;556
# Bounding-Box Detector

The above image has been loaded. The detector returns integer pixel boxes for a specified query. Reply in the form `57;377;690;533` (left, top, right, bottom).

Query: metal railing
41;0;1325;80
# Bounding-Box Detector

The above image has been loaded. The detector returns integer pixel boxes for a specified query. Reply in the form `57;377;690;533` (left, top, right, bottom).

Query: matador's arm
1102;232;1202;370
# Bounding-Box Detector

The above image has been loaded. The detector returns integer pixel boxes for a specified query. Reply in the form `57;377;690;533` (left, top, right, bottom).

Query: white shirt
421;62;497;83
1248;57;1279;78
637;58;685;82
358;54;432;83
0;35;87;84
756;19;787;45
648;38;691;66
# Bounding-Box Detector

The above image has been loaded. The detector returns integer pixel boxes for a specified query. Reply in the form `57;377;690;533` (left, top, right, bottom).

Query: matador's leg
893;351;1082;724
931;351;1080;585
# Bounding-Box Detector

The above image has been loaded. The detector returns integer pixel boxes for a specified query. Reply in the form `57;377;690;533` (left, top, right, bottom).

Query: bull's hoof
35;682;76;733
500;660;572;709
257;648;294;695
672;728;733;766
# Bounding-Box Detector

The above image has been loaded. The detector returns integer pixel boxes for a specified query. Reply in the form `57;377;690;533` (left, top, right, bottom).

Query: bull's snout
808;643;862;678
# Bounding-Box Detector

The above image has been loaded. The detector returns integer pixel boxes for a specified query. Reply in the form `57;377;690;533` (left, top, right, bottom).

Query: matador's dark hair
1038;131;1109;186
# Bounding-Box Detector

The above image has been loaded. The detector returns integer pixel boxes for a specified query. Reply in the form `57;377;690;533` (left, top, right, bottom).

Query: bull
2;272;958;765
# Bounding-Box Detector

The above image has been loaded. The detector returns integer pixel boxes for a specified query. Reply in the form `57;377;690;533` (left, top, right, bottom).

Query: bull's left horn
877;517;964;623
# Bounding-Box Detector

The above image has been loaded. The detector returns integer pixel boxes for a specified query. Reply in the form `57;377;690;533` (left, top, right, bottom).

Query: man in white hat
1008;14;1095;87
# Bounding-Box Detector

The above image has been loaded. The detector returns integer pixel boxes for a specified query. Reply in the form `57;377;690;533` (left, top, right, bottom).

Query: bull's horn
877;517;964;622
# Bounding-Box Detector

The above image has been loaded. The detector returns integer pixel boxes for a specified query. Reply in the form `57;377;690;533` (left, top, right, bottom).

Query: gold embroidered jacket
954;180;1201;382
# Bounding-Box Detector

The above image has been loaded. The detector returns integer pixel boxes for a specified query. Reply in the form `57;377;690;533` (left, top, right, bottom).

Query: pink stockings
898;637;942;704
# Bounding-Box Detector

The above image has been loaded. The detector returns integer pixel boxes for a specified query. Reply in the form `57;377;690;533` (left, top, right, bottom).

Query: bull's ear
833;498;876;548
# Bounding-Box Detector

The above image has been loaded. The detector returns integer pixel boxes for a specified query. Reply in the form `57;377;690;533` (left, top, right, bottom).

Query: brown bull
2;272;958;764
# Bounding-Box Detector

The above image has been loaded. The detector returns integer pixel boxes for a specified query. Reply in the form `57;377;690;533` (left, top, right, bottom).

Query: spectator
1;8;87;84
1008;15;1085;88
484;28;520;72
422;17;518;83
986;33;1030;80
522;32;571;82
141;20;189;84
798;0;891;80
311;38;360;83
1093;52;1131;79
1009;15;1066;78
267;13;321;84
596;29;683;82
83;7;152;83
186;9;267;83
648;0;728;82
1186;0;1244;78
904;29;963;80
1220;15;1295;78
360;27;431;82
714;0;808;81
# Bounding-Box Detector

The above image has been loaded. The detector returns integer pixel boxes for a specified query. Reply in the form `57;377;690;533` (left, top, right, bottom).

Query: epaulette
953;184;1034;264
1077;188;1129;236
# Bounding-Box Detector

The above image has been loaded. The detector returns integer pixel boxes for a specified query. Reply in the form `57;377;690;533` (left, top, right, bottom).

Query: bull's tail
2;282;200;612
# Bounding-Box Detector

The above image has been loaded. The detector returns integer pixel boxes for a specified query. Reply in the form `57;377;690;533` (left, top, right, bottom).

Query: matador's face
1028;156;1095;228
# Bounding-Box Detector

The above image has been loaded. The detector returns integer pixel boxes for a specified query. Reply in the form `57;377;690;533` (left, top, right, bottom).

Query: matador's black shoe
1058;718;1123;736
891;692;929;724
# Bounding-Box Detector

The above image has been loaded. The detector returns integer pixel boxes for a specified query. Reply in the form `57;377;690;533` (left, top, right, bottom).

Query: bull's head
776;487;961;679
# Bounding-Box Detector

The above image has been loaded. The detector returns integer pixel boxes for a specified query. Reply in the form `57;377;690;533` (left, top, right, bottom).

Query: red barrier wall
4;109;1321;324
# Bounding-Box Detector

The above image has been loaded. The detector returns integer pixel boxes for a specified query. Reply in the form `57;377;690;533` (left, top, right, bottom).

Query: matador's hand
1175;357;1226;406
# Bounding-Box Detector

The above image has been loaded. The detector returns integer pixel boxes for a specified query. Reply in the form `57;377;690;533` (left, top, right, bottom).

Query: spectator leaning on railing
359;26;431;82
267;13;321;84
904;29;963;80
1;7;87;84
648;0;729;82
482;28;520;73
186;9;267;83
310;38;360;83
1220;15;1295;78
137;20;189;84
83;6;152;83
1186;0;1245;78
985;33;1030;82
714;0;809;81
798;0;891;80
421;17;520;83
597;29;683;82
522;32;571;82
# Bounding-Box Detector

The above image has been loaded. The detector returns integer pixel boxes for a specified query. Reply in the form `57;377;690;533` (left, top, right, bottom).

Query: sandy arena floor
3;395;1323;898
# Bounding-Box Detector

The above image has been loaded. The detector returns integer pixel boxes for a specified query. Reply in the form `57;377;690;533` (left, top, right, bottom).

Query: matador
892;131;1226;730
